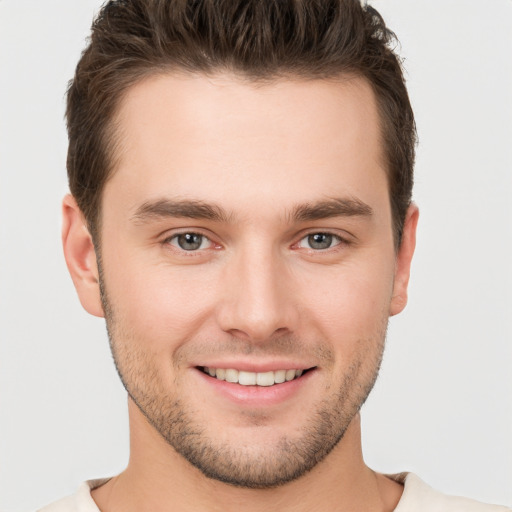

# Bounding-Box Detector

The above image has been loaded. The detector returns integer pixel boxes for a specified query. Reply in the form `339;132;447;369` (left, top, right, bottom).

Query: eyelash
164;231;218;253
295;232;345;251
163;230;349;254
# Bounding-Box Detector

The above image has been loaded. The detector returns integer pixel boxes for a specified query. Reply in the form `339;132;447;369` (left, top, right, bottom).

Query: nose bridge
218;239;295;341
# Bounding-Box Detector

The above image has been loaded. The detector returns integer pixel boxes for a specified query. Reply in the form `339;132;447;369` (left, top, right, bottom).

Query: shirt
37;473;511;511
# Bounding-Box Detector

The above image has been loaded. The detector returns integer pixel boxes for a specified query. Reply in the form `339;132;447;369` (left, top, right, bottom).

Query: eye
168;232;212;251
297;232;342;250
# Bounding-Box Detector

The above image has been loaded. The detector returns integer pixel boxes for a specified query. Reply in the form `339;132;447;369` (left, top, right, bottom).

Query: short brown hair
66;0;416;246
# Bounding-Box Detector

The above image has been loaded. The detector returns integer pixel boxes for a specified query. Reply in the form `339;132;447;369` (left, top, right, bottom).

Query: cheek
298;260;395;342
301;266;392;388
103;254;220;349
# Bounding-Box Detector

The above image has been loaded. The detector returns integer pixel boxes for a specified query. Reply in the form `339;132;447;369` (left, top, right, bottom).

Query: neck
92;400;402;512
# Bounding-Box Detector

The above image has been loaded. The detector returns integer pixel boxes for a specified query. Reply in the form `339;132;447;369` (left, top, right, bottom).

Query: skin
63;73;418;512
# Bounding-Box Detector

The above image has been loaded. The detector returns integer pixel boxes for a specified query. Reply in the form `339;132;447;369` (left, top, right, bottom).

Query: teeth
274;369;286;384
256;371;274;387
225;369;239;383
202;367;307;386
285;369;296;381
238;371;257;385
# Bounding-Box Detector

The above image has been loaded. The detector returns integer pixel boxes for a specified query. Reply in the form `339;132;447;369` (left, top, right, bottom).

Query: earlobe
62;194;104;318
390;204;419;317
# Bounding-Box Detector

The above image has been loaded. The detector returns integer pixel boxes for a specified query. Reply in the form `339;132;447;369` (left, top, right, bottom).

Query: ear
62;194;104;318
389;204;419;316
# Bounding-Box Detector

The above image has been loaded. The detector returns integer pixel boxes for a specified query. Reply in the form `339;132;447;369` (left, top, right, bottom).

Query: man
38;0;509;510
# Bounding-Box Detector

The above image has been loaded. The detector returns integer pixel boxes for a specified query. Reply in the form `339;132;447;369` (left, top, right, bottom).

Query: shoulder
37;479;109;512
392;473;511;512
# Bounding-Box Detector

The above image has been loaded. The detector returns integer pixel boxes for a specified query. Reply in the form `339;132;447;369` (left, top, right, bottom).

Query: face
65;73;416;488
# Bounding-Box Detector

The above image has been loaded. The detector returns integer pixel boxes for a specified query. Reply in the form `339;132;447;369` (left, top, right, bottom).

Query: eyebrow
291;197;373;222
131;199;231;224
131;196;373;225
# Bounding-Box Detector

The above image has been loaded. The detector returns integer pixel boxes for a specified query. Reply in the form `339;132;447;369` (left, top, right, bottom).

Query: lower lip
194;368;315;407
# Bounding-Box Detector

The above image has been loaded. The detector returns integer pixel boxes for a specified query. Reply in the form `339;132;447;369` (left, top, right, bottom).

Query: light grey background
0;1;511;510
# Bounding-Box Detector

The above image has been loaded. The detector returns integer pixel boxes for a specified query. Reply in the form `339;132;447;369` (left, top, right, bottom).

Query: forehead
105;72;388;220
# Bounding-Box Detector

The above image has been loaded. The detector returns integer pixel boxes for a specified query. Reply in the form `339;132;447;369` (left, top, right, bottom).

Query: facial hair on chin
99;272;387;488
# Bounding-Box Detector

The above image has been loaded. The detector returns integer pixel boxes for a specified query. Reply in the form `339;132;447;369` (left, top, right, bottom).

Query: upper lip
194;360;316;373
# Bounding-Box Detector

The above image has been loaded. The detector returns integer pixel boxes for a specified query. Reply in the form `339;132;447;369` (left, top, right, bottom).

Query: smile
200;367;310;386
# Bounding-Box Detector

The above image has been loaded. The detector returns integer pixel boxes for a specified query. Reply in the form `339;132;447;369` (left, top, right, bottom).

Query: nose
216;244;299;342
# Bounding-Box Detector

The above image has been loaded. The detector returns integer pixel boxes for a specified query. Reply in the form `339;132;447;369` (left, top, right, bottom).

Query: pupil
309;233;332;250
178;233;202;250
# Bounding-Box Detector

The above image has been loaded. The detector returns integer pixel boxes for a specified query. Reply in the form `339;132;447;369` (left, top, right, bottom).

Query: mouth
198;366;315;387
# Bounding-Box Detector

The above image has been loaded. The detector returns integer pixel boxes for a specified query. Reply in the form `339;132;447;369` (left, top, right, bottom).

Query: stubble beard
99;275;387;489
